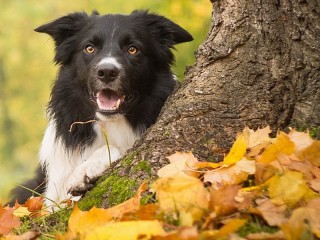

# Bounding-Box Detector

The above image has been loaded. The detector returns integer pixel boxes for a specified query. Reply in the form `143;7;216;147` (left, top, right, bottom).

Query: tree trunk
80;0;320;209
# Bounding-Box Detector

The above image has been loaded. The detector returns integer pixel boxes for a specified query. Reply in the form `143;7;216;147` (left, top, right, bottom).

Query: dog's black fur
9;10;192;205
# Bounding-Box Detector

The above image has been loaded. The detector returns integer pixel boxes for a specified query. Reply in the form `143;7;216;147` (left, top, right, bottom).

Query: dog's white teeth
116;99;121;109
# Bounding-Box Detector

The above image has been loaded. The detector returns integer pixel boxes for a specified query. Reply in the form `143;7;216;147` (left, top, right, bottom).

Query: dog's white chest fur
39;115;139;208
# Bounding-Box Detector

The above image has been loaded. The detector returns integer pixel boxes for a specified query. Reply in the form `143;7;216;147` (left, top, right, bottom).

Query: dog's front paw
66;164;100;196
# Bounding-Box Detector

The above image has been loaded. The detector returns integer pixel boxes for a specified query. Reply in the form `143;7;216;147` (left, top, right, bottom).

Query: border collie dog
9;10;192;207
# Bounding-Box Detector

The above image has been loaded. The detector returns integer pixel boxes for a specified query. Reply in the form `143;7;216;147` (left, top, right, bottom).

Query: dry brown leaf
209;185;241;216
255;199;287;226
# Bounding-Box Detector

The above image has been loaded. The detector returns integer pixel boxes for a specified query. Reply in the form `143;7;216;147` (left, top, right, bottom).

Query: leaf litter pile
1;126;320;239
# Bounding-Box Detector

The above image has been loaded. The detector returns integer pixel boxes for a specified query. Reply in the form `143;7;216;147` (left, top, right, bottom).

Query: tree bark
81;0;320;208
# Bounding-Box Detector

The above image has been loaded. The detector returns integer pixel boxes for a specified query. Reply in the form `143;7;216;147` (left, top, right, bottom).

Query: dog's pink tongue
97;91;120;110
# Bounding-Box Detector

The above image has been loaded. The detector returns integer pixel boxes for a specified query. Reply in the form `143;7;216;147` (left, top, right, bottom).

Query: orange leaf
0;206;21;235
68;205;113;235
121;204;159;221
209;185;241;216
23;197;43;212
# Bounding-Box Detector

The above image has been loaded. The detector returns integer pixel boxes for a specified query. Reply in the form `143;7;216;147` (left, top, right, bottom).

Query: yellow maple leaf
258;131;295;164
223;133;247;166
12;206;31;218
157;152;199;178
85;220;165;240
152;175;209;222
266;171;315;206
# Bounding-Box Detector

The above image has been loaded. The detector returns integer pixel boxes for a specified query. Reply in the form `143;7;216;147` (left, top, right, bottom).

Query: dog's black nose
97;63;120;83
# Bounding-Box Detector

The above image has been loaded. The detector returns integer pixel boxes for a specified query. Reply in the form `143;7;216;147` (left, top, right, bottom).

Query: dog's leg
66;144;121;196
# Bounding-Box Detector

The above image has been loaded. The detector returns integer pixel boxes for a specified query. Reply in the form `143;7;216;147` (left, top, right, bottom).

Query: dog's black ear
132;10;193;47
35;12;89;45
35;12;89;64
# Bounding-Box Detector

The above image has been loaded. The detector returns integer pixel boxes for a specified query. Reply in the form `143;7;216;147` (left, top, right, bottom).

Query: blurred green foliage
0;0;211;202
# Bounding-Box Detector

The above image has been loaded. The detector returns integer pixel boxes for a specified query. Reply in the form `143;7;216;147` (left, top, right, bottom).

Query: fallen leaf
209;185;241;216
68;205;113;235
297;141;320;167
266;171;315;206
288;129;314;152
121;204;159;221
204;158;255;190
281;199;320;239
194;161;224;169
3;231;40;240
152;175;209;222
223;133;247;166
201;219;247;239
243;126;271;148
0;206;21;235
12;207;31;218
254;199;287;226
246;231;285;239
152;227;199;240
310;179;320;192
85;220;165;240
157;152;199;178
23;197;43;213
258;132;295;164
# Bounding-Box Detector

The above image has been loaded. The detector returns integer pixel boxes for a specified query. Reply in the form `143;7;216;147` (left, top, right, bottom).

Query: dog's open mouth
96;89;125;114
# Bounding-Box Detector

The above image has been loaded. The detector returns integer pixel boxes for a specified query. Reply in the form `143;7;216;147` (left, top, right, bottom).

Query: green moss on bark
78;174;140;210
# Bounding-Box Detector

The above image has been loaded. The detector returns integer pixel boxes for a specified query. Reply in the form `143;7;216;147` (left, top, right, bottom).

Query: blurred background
0;0;211;203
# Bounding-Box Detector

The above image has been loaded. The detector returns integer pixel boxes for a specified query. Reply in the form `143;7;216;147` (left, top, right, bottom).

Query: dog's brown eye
127;46;139;55
84;44;95;54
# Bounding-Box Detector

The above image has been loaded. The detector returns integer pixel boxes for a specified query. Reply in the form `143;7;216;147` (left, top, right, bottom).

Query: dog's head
35;10;192;119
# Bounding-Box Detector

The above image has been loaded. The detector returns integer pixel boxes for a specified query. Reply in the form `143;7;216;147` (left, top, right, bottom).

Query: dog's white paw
66;145;121;196
65;163;98;196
